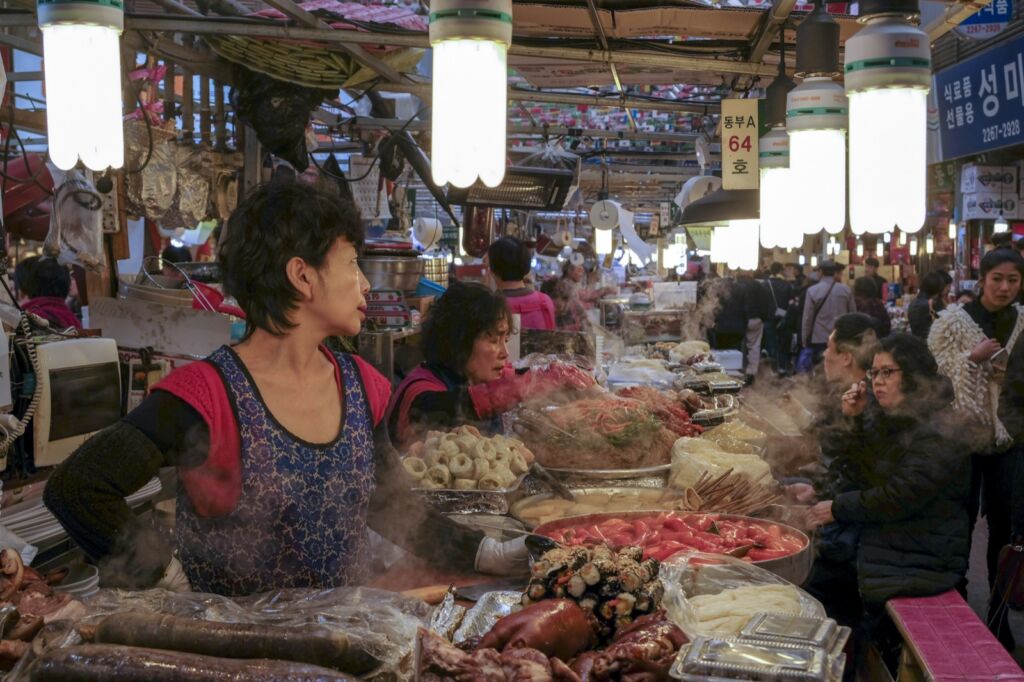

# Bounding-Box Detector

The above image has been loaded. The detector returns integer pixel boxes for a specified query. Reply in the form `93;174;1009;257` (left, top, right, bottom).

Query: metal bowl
359;256;424;292
511;486;690;529
532;511;813;586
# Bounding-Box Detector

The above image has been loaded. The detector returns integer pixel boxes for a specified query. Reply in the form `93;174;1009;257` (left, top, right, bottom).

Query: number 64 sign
722;99;760;190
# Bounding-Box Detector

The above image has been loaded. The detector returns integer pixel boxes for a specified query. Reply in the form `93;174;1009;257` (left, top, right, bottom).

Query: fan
589;199;622;231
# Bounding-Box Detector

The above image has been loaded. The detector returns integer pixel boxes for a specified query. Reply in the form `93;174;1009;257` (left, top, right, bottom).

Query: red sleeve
351;355;393;427
152;362;242;517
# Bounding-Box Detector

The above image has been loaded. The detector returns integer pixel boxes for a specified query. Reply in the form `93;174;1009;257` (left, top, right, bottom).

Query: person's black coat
746;278;775;323
908;296;944;340
713;278;748;335
999;341;1024;537
831;397;970;606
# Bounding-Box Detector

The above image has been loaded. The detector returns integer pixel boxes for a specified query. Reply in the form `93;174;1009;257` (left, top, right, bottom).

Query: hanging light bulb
595;227;613;256
846;0;930;235
948;218;957;240
925;233;935;254
799;254;807;266
430;0;511;188
876;240;884;258
710;226;729;265
811;254;819;268
788;1;847;236
883;231;891;244
899;230;907;246
909;237;918;256
39;0;125;170
760;42;800;250
856;240;865;257
726;219;760;271
994;214;1009;233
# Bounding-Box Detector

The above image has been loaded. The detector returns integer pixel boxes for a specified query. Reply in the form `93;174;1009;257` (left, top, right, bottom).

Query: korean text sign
721;99;759;190
935;33;1024;160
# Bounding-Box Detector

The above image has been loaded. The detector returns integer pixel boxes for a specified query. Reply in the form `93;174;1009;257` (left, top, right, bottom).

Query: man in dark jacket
764;263;794;375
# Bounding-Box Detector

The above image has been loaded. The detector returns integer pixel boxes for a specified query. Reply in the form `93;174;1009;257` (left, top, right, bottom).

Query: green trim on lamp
845;57;930;73
429;8;512;24
786;106;849;117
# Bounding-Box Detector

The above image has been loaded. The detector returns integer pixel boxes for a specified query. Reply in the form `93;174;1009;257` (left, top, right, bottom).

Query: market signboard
721;99;759;190
956;0;1012;39
935;33;1024;160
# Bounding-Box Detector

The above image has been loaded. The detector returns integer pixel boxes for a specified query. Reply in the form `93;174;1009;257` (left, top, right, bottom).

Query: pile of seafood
524;546;664;643
419;544;688;682
402;426;534;491
613;386;703;439
0;549;80;669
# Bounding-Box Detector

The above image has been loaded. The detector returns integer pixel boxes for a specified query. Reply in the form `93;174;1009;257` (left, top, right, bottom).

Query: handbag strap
768;280;781;310
809;281;837;333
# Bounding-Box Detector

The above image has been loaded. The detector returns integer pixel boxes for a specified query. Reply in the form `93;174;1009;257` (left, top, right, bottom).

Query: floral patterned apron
176;346;375;596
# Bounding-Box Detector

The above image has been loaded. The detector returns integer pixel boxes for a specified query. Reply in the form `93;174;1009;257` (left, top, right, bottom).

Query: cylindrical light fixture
811;254;819;268
799;253;807;266
995;214;1009;233
876;240;884;258
948;218;957;240
845;0;930;234
788;1;847;236
899;230;907;246
595;227;613;255
39;0;125;170
760;43;800;250
925;233;935;254
884;231;892;243
726;219;760;271
710;226;729;265
429;0;511;188
856;240;864;257
909;236;918;256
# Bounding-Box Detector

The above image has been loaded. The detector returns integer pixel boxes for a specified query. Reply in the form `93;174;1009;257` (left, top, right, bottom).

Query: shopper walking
764;263;794;375
853;276;891;338
908;271;950;340
864;256;888;301
928;247;1024;649
801;261;857;369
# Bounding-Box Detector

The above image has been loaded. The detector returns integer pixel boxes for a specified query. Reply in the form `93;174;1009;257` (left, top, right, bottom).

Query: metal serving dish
413;473;528;515
541;463;672;485
359;256;424;293
532;511;813;586
510;486;690;529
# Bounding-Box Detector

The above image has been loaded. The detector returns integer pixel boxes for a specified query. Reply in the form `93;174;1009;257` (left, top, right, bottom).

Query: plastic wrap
607;358;678;389
659;553;823;641
44;170;104;270
8;587;433;681
161;144;211;229
124;119;177;220
452;591;522;644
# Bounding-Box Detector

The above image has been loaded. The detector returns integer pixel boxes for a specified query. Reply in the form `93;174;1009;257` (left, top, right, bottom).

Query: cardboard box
963;191;1021;220
961;164;1017;194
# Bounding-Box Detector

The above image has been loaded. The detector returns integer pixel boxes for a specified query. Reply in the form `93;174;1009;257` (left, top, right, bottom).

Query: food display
671;470;782;517
534;512;807;564
512;489;691;528
670;438;773;491
613;386;703;438
91;612;379;674
514;399;678;470
524;545;664;643
669;340;711;364
706;420;766;445
688;585;803;636
0;549;80;668
418;604;687;682
29;644;359;681
403;426;534;491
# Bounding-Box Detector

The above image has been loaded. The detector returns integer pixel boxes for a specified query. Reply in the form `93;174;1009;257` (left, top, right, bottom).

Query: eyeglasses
867;367;902;382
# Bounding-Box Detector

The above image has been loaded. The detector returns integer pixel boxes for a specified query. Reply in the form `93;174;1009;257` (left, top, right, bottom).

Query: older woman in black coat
807;333;970;669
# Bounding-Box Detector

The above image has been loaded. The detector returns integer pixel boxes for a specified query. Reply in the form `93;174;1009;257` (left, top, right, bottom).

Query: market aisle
966;514;1024;666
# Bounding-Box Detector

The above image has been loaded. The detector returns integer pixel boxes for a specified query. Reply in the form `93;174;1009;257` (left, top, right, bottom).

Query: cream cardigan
927;302;1024;449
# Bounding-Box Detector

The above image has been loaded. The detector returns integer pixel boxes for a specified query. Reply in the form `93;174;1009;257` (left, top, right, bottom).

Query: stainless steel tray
510;486;688;529
413;473;528;515
672;636;828;681
542;463;672;479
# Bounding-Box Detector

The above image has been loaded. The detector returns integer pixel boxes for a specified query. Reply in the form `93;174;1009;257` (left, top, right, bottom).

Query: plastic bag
669;438;772;490
659;552;823;641
8;586;434;681
43;170;104;270
606;358;677;389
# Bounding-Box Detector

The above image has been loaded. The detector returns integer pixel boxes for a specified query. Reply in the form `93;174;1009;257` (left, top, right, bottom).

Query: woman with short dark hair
486;237;555;330
45;182;526;597
13;255;80;329
387;281;593;448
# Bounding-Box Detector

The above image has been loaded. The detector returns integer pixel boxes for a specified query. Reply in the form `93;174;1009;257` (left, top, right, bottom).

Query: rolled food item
447;453;474;478
453;478;476;490
425;465;452;488
402;458;427;479
474;441;497;461
509;453;529;476
472;458;491;481
477;473;504;491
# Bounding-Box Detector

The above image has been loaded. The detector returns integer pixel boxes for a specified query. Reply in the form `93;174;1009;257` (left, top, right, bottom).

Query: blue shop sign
958;0;1012;38
935;33;1024;160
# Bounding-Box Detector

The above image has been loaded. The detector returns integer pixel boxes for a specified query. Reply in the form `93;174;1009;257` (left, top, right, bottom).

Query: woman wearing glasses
807;333;969;671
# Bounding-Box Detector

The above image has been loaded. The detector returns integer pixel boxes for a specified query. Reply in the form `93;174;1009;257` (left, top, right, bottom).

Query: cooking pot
359;256;424;292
